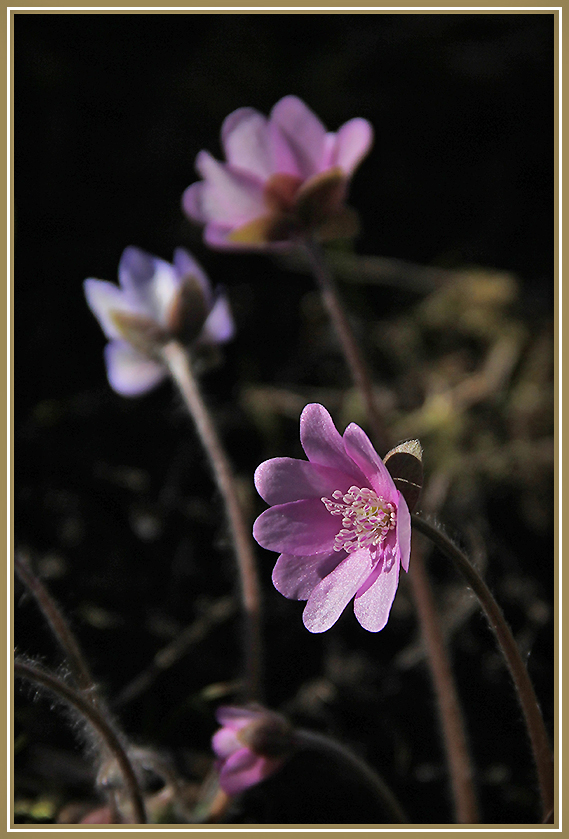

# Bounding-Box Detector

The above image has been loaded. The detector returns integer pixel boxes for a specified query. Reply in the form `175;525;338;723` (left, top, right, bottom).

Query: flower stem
160;340;263;702
303;238;477;824
303;238;389;453
407;540;479;823
14;659;147;824
411;514;554;820
294;728;409;823
15;553;96;695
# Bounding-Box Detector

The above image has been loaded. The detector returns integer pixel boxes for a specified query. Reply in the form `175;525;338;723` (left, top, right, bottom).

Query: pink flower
253;404;412;633
182;95;373;249
84;246;234;396
212;705;293;796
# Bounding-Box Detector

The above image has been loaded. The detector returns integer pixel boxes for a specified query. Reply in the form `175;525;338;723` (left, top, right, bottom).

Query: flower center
321;486;396;554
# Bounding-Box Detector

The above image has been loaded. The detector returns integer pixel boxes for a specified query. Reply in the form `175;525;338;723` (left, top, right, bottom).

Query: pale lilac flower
212;705;293;796
253;404;412;633
183;95;373;248
84;247;234;397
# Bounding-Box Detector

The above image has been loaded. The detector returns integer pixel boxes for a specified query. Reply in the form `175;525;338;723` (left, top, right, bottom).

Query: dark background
14;12;554;825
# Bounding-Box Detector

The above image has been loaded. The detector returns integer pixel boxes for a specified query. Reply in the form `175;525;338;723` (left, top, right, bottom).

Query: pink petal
201;223;261;251
300;403;366;479
148;259;182;324
218;747;259;795
397;492;411;573
353;546;400;633
254;457;355;506
118;246;154;295
201;222;291;252
220;749;281;796
198;293;235;345
331;118;374;176
104;341;166;397
216;705;263;728
187;151;266;225
302;548;373;633
118;247;180;325
80;807;114;824
253;498;340;555
221;107;273;180
267;120;303;177
182;180;209;224
212;726;241;759
321;132;337;169
272;551;342;600
270;96;327;178
84;279;142;340
342;423;397;500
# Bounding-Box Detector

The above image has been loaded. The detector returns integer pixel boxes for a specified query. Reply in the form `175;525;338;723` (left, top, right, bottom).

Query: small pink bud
212;705;293;796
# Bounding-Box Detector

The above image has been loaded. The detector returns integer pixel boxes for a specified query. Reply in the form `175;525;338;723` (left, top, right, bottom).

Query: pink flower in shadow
183;96;373;249
84;247;234;396
253;404;411;633
212;706;293;796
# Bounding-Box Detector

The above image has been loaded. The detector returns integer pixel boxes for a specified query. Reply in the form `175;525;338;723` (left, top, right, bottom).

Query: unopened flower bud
212;705;293;796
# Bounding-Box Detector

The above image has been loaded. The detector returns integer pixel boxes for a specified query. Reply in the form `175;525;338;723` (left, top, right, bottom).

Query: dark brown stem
160;340;263;702
15;553;95;694
14;659;146;824
407;541;479;823
303;239;389;453
412;514;554;820
294;728;409;823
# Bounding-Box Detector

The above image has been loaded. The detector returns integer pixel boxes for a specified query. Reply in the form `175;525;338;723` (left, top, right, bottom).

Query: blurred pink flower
79;806;114;824
84;247;234;396
253;403;411;633
212;705;293;796
183;95;373;248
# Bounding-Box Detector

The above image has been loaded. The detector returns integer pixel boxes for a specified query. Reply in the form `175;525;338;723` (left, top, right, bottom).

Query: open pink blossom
182;95;373;249
84;247;234;397
212;705;293;796
253;404;411;633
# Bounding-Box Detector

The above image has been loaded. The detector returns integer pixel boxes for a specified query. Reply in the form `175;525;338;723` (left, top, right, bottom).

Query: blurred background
14;12;554;825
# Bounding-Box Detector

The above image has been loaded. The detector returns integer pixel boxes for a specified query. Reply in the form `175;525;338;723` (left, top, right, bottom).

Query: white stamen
321;486;397;554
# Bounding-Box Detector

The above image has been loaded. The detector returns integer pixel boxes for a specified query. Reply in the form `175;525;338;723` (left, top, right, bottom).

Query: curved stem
160;340;263;702
14;660;146;824
15;553;96;695
294;728;409;823
302;238;477;823
411;514;554;820
303;239;389;453
407;541;479;823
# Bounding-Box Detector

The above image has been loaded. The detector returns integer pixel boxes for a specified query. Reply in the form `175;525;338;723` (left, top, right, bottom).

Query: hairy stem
14;660;146;824
160;340;262;701
412;514;554;820
407;541;479;823
15;553;96;695
303;238;477;823
294;728;409;823
303;238;389;453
